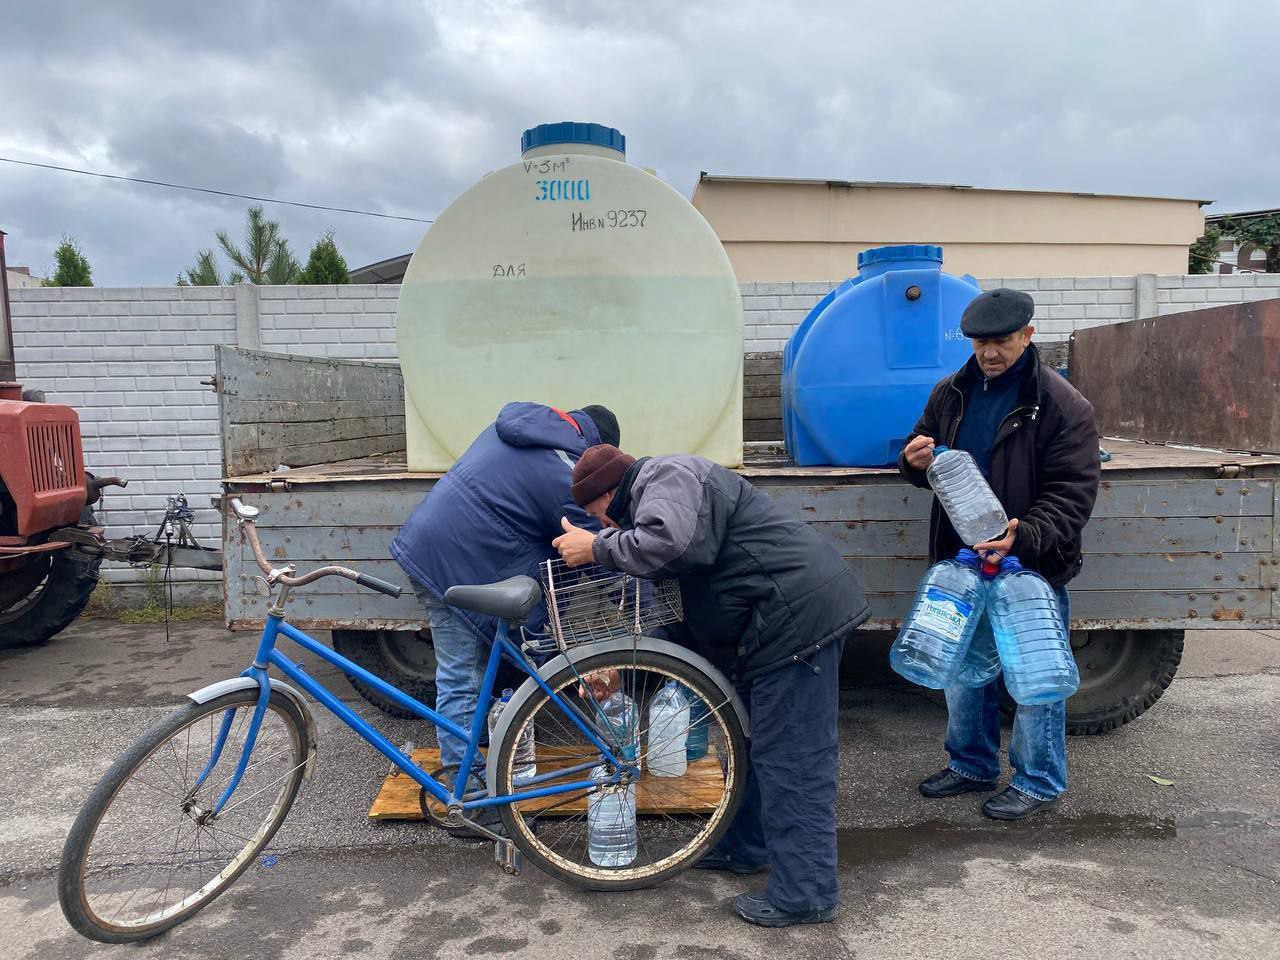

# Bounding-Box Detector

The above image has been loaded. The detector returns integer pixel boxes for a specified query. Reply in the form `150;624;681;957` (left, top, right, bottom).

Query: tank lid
857;244;943;269
521;122;625;156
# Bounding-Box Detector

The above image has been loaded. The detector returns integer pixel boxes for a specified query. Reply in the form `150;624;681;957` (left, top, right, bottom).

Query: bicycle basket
539;558;683;652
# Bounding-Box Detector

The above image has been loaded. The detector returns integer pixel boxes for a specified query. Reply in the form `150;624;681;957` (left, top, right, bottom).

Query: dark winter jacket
391;402;603;639
592;454;870;681
897;344;1101;589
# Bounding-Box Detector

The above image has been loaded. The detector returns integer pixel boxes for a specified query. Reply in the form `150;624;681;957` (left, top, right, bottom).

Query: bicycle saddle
443;576;542;623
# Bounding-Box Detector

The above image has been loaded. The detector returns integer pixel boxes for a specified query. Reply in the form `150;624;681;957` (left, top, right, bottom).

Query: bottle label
915;588;973;641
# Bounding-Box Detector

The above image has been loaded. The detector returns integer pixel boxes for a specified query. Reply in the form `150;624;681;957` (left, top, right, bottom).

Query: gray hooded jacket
593;454;870;680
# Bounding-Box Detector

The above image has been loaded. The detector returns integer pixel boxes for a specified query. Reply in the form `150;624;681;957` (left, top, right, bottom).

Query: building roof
695;173;1213;206
350;253;411;284
1205;207;1280;223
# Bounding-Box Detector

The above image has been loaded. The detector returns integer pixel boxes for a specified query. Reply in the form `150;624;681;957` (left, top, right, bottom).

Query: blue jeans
411;581;489;775
943;587;1070;802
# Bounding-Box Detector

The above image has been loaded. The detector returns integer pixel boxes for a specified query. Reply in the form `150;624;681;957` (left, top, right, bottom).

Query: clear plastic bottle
487;688;537;785
953;556;1003;688
683;684;710;762
647;680;690;777
987;558;1080;704
890;549;986;689
587;763;637;867
599;690;640;766
926;445;1009;546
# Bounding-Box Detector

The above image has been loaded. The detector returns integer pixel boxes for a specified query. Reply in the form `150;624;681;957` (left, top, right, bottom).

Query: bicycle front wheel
494;647;747;890
58;688;308;943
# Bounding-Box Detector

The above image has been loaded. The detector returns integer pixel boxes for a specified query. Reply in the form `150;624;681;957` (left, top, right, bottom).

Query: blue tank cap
521;122;625;155
857;244;944;270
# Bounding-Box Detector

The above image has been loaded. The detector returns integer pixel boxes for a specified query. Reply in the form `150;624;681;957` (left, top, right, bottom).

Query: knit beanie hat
571;444;636;506
579;404;620;447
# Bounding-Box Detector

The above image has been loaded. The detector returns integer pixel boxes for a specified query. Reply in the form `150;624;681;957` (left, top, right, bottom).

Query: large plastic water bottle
890;549;986;689
926;445;1009;546
599;690;640;766
487;688;537;786
987;558;1079;704
587;764;637;866
684;685;710;762
647;681;690;777
954;556;1003;688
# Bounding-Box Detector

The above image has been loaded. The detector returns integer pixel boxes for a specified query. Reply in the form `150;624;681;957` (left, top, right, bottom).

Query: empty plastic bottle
587;763;637;867
647;680;690;777
926;445;1009;546
599;690;640;766
890;549;986;689
953;556;1004;688
487;688;537;786
684;685;710;762
986;557;1080;704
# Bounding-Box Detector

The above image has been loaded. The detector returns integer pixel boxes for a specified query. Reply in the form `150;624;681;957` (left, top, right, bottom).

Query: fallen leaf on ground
1147;775;1175;786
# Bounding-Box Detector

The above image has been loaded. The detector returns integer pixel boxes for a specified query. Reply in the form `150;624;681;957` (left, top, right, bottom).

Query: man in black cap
899;288;1099;820
390;402;620;812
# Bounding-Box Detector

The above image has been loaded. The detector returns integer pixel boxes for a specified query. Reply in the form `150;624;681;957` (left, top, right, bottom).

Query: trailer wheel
998;630;1184;736
331;628;438;718
0;548;102;650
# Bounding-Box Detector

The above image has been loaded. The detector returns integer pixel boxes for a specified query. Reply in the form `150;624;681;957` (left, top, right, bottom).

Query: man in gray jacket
554;444;870;927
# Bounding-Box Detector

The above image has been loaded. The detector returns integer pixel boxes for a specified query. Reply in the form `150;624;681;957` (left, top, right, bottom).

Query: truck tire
997;630;1184;736
331;628;438;718
0;549;102;650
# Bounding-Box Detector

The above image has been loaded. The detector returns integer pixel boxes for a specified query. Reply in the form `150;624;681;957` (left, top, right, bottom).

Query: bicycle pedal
495;840;523;877
389;740;415;778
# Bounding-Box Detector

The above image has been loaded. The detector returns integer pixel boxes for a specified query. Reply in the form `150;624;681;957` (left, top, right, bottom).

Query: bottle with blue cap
890;549;987;689
487;688;537;786
986;557;1079;704
926;445;1009;546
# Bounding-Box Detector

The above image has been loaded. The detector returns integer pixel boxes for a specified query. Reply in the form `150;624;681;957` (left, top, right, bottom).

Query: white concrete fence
11;271;1280;593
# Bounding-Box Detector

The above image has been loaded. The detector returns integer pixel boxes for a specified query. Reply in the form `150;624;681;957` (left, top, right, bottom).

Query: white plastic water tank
396;122;743;471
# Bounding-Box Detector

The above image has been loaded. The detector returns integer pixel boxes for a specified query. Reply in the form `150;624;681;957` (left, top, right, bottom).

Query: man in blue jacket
390;402;620;790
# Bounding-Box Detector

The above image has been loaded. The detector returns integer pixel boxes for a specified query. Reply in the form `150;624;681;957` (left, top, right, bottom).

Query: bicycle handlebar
229;497;405;599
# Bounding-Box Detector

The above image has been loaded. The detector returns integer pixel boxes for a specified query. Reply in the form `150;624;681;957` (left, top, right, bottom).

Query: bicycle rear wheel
58;688;308;943
494;647;747;890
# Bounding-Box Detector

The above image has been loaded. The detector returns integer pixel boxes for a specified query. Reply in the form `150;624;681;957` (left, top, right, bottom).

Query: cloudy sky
2;0;1275;285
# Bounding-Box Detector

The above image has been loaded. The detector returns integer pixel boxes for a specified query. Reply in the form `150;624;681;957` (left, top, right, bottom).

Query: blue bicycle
58;499;748;943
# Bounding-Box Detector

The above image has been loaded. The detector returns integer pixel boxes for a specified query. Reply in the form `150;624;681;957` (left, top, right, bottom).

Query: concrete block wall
739;273;1280;351
12;272;1280;590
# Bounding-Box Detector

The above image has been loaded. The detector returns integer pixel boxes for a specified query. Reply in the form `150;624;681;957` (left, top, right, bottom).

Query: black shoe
982;787;1059;821
918;768;999;799
734;892;837;928
694;853;768;875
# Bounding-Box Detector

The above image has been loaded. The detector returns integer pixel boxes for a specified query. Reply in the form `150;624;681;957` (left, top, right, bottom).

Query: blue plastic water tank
783;244;981;466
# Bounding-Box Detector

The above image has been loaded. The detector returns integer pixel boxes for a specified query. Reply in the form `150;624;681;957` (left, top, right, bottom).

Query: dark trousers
712;638;844;912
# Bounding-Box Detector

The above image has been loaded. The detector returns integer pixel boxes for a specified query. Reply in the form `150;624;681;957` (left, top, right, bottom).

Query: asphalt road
2;619;1278;959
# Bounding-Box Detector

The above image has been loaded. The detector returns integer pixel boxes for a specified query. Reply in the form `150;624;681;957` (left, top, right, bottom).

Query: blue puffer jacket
390;402;603;639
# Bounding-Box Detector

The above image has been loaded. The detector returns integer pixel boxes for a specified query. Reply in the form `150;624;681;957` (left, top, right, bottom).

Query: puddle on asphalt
838;815;1177;867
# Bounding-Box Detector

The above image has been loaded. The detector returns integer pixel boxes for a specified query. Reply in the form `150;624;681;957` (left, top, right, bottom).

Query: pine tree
43;237;93;286
295;231;351;284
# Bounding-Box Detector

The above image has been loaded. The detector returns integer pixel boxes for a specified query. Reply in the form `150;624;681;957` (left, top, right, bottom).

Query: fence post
1135;273;1157;320
234;282;261;349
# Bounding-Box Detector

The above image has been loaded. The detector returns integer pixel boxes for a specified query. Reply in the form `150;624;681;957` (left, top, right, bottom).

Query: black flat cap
960;288;1036;338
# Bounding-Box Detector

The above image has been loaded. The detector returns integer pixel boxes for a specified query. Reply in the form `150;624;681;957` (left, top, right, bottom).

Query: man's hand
904;435;936;470
578;669;621;702
553;517;597;567
974;517;1019;561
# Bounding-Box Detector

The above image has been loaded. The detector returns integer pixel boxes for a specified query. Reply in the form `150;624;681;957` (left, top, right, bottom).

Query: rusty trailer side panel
223;444;1280;632
1071;299;1280;455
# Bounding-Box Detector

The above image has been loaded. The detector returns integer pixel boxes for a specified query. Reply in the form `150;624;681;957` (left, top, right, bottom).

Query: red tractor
0;229;218;649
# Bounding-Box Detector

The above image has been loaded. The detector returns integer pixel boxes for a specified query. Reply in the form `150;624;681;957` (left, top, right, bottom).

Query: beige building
691;175;1209;281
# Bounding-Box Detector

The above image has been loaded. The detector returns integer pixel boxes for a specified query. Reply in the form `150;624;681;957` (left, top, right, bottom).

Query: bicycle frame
193;613;633;818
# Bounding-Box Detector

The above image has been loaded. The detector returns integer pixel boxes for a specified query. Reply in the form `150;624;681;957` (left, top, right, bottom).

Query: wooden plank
1072;300;1280;453
743;353;782;377
744;420;783;442
216;345;401;402
369;745;726;820
225;398;405;424
743;396;782;420
743;375;781;399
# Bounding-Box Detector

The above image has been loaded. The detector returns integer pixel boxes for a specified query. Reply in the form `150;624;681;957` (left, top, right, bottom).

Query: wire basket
537;558;683;653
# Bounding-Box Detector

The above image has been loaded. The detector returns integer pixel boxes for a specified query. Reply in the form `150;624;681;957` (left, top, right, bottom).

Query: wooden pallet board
368;745;725;820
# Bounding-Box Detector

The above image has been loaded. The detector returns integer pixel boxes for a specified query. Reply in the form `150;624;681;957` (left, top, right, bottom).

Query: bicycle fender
187;677;319;782
485;635;748;792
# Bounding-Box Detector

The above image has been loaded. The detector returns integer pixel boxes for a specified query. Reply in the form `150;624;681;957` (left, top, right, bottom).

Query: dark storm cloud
1;0;1275;284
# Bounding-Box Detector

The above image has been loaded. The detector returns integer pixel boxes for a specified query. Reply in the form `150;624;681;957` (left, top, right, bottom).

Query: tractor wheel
0;548;102;650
